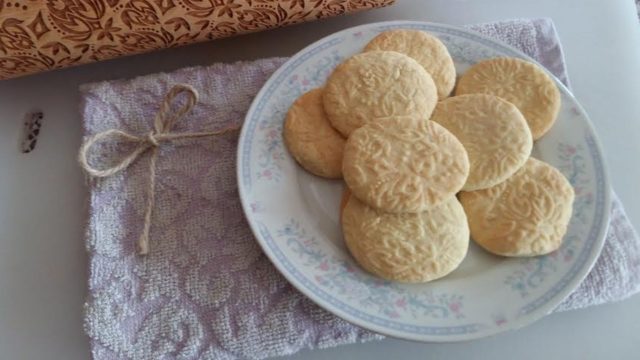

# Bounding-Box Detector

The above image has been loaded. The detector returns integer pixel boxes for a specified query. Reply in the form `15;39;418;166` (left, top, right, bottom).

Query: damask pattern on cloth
0;0;394;79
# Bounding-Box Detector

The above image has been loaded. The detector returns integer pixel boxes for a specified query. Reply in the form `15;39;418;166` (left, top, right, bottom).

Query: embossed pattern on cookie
323;51;438;137
283;88;345;178
455;57;561;140
431;94;533;191
364;29;456;99
342;117;470;213
342;195;469;283
459;158;575;257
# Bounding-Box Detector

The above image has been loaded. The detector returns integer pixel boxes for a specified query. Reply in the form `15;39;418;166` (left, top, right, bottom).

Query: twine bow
79;84;239;255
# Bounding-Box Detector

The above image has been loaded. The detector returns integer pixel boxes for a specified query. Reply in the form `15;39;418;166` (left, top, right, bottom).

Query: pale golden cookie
323;51;438;137
459;158;575;257
364;29;456;99
283;88;345;178
342;195;469;283
455;57;561;140
431;94;533;191
342;117;469;213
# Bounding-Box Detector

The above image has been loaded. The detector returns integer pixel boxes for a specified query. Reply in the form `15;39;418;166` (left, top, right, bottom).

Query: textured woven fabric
81;18;640;360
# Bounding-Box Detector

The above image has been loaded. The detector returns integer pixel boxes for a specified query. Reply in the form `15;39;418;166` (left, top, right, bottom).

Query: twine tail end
137;234;150;255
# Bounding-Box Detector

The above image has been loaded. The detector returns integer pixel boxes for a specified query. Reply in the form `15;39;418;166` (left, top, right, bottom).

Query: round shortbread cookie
341;195;469;283
459;158;575;257
283;88;345;178
342;117;470;213
431;94;533;191
364;29;456;99
455;57;561;140
323;51;438;137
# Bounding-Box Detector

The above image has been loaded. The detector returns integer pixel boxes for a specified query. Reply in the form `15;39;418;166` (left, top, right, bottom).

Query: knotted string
79;84;239;255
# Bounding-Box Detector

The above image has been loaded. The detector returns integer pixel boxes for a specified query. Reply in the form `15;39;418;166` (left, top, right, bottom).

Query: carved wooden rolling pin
0;0;394;80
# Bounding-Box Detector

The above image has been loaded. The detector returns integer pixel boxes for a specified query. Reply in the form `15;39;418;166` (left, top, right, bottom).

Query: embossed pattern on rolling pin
0;0;394;80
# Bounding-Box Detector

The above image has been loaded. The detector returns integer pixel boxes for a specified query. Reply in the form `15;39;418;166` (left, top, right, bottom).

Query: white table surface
1;0;639;359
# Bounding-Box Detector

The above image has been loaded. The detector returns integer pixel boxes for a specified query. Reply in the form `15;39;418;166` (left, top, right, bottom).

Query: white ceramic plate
237;21;610;342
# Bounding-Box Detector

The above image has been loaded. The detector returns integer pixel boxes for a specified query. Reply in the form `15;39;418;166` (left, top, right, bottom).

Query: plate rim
236;20;611;342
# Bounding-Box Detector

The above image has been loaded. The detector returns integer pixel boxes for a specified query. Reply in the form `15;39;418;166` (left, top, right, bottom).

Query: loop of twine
79;84;240;255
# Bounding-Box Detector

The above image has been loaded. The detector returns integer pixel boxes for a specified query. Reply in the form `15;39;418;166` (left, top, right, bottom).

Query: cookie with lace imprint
364;29;456;100
323;50;438;137
431;94;533;191
459;157;575;257
342;195;469;283
455;57;561;140
342;116;469;213
283;88;346;178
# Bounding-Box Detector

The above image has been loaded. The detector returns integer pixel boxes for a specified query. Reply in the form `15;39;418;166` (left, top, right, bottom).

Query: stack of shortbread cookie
283;29;575;283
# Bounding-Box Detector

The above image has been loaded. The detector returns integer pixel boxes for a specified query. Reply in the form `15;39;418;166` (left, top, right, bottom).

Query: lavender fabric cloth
81;18;640;360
